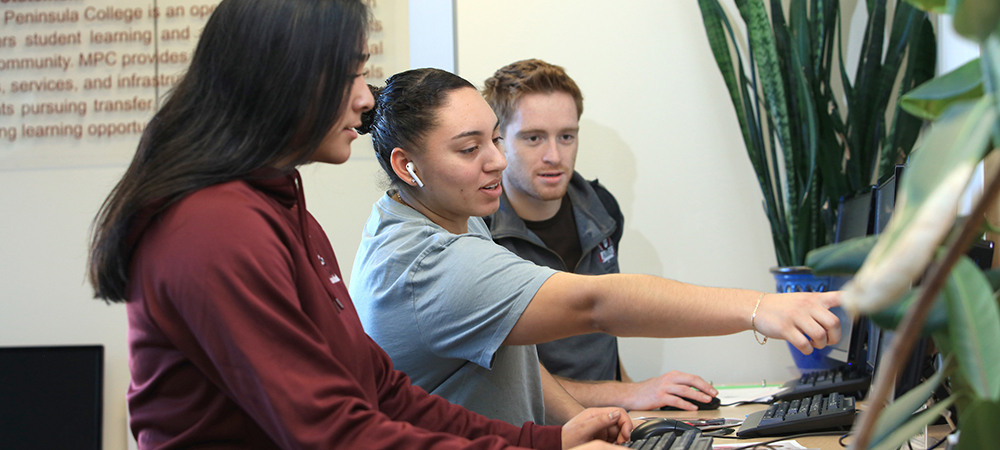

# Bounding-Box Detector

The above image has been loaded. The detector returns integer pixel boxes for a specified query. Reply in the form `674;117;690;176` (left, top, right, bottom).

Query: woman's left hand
562;407;633;447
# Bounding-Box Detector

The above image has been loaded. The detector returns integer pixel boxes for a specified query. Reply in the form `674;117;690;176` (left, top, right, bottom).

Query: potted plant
697;0;936;367
805;0;1000;447
696;0;935;267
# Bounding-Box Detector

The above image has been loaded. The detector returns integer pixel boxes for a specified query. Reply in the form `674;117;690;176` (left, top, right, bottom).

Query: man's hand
619;370;717;411
562;407;632;449
754;291;842;354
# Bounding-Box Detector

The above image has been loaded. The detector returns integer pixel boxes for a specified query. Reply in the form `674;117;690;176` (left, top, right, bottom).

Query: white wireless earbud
405;162;424;187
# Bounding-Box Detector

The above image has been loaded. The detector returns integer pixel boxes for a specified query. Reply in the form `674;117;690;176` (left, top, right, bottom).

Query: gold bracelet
752;292;767;345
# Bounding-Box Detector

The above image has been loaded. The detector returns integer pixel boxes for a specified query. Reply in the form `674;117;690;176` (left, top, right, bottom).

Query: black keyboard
620;429;713;450
737;393;856;438
772;365;871;401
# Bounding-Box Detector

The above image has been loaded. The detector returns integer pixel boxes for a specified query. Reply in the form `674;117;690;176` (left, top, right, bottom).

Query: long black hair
89;0;370;302
358;68;476;186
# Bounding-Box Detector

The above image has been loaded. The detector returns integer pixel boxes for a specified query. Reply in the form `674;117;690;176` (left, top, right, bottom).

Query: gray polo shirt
350;193;557;425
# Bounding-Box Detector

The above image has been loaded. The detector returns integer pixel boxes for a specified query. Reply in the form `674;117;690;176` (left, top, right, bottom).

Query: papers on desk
715;384;782;404
713;440;810;449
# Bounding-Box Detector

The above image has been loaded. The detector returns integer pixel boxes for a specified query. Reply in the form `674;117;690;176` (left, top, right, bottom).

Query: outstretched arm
504;273;841;355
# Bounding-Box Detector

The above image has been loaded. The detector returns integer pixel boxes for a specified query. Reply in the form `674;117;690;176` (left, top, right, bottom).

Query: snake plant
697;0;936;267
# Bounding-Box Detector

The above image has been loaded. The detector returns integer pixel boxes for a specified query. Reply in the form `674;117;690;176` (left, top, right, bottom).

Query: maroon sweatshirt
125;170;561;450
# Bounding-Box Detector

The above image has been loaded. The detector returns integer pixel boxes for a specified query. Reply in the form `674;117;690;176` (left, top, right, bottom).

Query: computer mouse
659;396;721;411
630;418;700;440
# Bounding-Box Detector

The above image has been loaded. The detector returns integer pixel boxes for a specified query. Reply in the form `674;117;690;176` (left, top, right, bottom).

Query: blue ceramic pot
770;266;837;371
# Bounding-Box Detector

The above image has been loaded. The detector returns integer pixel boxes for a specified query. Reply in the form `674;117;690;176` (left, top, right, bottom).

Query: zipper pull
318;254;345;310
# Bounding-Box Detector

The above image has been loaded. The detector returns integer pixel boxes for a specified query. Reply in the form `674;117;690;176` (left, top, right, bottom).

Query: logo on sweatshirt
329;274;341;285
598;237;616;263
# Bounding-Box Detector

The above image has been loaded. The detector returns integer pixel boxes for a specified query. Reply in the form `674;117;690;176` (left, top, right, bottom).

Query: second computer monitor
824;186;877;364
874;165;903;234
835;187;876;244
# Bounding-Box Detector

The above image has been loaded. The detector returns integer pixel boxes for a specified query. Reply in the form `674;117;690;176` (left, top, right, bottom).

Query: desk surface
629;403;848;449
631;403;951;450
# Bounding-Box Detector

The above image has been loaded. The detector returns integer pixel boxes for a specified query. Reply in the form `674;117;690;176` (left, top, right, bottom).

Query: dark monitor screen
835;188;876;243
874;165;903;234
871;328;931;399
0;345;103;450
825;187;878;364
868;164;932;399
968;240;996;269
824;276;859;364
867;165;901;373
866;322;883;373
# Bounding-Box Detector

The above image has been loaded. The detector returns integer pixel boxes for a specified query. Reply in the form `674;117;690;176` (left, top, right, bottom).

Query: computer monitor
866;320;882;373
868;165;935;399
834;187;876;243
0;345;103;450
865;165;898;377
824;187;877;365
968;240;995;269
874;165;903;234
823;313;867;365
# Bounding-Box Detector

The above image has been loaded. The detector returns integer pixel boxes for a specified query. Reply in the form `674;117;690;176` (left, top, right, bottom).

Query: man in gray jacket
483;59;717;412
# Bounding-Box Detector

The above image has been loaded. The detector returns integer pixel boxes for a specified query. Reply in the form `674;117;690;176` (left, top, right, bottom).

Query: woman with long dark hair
351;68;842;425
88;1;629;448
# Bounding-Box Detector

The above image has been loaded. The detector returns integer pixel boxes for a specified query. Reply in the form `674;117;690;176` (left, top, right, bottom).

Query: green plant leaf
869;394;957;450
945;256;1000;401
787;0;819;206
869;356;952;448
842;98;995;314
869;286;948;335
953;0;1000;42
955;398;1000;450
941;350;977;413
982;31;1000;120
869;251;998;336
806;235;880;275
905;0;948;13
698;0;752;154
737;0;797;207
850;0;888;182
933;330;953;360
883;15;937;180
982;267;1000;291
901;58;984;121
874;2;926;181
900;94;991;200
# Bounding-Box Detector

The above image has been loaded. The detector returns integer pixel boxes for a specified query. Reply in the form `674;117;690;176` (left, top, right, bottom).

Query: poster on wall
0;0;407;170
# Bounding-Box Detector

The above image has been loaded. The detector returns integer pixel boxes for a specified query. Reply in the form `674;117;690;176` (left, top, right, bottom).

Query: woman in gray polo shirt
349;68;842;427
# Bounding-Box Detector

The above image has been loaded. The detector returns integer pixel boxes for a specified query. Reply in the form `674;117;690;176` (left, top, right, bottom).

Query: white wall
409;0;455;71
0;166;131;449
453;0;801;385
